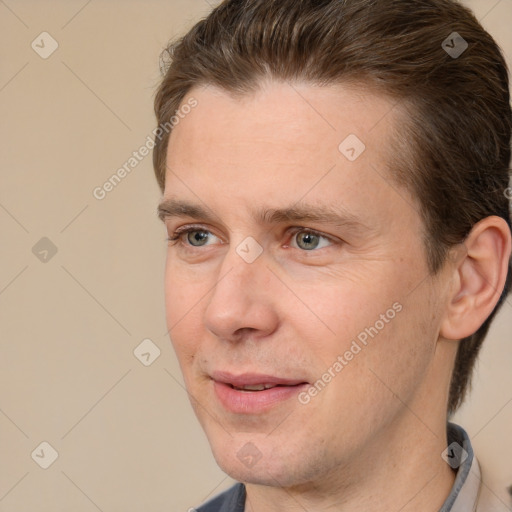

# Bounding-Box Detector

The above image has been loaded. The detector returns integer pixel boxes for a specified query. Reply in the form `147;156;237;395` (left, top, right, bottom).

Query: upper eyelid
170;224;333;237
169;223;218;235
172;223;212;233
170;224;221;240
289;226;333;238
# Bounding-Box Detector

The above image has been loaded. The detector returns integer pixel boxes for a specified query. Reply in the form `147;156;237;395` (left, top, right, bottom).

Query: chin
208;434;324;488
215;454;296;487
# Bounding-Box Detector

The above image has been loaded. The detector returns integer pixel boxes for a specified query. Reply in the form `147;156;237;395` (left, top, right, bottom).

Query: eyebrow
255;205;370;232
157;198;373;233
157;199;218;223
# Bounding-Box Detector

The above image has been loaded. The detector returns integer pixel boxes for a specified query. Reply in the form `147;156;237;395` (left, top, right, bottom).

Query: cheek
333;292;437;410
292;275;399;349
164;262;205;367
294;264;433;392
164;258;204;323
302;300;436;456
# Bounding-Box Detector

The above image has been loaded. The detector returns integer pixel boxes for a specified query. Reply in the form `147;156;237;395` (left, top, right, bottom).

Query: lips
211;371;309;414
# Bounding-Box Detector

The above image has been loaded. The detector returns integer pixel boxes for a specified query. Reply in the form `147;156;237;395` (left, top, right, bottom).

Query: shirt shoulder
195;483;246;512
476;485;511;511
475;469;512;512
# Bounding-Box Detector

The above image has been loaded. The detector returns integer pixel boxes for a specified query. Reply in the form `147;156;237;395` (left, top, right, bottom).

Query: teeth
235;384;277;391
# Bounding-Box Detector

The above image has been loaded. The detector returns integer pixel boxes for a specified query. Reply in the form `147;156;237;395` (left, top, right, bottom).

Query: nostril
234;327;257;337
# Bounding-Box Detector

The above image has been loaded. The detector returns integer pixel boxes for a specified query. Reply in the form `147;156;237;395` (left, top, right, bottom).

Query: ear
440;216;511;341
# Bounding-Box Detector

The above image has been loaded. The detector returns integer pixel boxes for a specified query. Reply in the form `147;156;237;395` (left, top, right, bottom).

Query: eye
290;230;333;251
168;227;220;247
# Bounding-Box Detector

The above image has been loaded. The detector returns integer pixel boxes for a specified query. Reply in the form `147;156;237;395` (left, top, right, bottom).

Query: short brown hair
153;0;512;414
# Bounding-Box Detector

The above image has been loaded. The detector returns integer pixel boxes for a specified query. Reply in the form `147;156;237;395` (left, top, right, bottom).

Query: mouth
229;383;290;391
226;382;305;392
211;371;310;413
212;371;308;389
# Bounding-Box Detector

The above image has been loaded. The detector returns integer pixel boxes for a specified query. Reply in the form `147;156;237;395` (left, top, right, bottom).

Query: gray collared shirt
442;423;510;511
196;423;508;511
441;422;481;511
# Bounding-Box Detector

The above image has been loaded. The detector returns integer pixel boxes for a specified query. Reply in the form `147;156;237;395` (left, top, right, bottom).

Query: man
152;0;512;510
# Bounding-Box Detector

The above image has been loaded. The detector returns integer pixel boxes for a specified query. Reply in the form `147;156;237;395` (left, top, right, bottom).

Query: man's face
161;81;448;487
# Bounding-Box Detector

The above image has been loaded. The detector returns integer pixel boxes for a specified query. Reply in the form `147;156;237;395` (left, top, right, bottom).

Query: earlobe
440;216;511;341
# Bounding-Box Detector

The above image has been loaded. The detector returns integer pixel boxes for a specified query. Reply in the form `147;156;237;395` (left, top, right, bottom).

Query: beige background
0;1;511;511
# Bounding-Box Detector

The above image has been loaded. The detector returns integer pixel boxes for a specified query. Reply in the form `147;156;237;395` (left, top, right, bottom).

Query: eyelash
166;224;215;243
166;225;336;249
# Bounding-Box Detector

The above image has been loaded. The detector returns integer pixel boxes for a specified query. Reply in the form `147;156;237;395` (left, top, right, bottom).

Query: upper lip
211;371;308;387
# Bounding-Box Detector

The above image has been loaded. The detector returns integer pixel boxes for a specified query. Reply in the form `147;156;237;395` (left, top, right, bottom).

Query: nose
203;246;280;343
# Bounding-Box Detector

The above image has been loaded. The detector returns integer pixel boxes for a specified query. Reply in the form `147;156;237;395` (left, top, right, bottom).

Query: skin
158;80;511;511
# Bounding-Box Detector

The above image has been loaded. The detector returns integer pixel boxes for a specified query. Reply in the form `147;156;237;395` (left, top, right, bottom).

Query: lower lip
213;381;308;414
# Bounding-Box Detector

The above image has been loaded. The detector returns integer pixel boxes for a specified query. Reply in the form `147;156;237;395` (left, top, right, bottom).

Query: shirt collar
440;422;481;512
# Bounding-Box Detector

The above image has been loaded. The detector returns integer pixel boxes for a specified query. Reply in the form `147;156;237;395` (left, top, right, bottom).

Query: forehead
167;80;398;165
164;80;414;227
